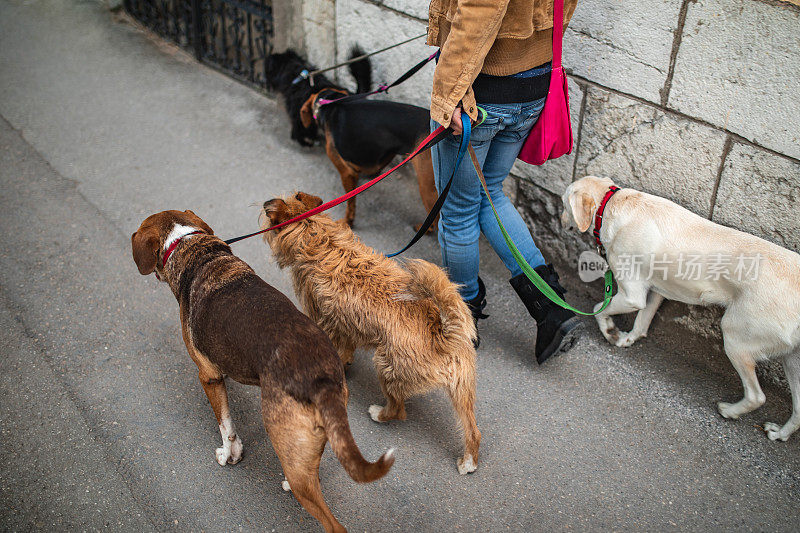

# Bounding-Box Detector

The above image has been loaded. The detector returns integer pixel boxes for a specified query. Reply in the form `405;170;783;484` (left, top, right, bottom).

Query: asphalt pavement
1;1;798;531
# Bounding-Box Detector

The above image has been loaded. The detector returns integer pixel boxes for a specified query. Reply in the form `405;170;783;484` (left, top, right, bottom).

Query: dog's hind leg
717;318;766;420
447;372;481;475
764;351;800;441
264;393;346;533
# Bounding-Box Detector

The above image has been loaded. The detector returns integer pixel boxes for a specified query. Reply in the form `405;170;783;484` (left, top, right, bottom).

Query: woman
428;0;580;363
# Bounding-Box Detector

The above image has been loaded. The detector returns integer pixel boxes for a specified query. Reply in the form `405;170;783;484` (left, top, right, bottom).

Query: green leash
467;145;614;316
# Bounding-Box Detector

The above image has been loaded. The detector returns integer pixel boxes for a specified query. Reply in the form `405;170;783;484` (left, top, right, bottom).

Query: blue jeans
432;98;547;300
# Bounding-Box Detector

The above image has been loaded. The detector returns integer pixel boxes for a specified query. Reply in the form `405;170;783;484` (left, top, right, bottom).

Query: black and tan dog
265;49;356;148
132;209;394;533
266;48;438;229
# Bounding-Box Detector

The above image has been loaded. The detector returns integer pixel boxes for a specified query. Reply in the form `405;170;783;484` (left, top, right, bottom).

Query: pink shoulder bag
517;0;573;165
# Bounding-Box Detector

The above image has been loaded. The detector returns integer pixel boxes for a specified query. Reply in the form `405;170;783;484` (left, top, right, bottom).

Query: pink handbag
517;0;573;165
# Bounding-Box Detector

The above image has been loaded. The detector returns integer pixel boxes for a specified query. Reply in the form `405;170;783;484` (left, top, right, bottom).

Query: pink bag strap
552;0;564;69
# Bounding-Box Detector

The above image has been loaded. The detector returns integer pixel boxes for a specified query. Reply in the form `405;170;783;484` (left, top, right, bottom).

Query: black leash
314;52;438;109
291;33;427;86
385;117;471;257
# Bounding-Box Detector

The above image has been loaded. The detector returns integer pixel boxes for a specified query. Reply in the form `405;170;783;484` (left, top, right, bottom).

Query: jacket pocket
497;0;562;38
496;1;536;39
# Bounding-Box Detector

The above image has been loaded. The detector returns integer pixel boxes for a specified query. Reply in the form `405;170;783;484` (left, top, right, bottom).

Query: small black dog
265;48;371;147
265;47;437;229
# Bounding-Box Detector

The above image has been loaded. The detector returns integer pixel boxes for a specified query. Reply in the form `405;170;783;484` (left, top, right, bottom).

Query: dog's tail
312;383;395;483
404;259;478;347
347;45;372;94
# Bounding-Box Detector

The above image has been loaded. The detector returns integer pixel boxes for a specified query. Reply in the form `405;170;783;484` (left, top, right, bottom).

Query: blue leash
386;115;471;257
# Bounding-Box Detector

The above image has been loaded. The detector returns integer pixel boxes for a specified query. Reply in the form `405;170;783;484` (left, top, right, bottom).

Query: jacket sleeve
430;0;512;128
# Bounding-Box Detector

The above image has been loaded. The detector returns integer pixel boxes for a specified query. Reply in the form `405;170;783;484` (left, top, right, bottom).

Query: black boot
509;264;582;364
464;277;489;349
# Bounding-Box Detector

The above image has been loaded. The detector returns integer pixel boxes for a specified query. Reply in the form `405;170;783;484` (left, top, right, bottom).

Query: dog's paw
282;479;292;492
596;317;620;345
215;435;244;466
604;327;620;345
368;405;385;423
215;447;230;465
716;402;740;420
764;422;790;442
615;332;638;348
457;454;477;475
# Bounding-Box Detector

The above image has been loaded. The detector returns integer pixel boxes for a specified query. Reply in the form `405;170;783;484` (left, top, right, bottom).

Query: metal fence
124;0;274;90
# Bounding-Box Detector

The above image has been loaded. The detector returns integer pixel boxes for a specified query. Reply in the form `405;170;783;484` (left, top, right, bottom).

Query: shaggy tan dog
261;192;481;474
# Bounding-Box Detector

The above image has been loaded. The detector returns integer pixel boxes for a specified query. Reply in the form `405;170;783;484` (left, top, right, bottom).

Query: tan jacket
428;0;577;127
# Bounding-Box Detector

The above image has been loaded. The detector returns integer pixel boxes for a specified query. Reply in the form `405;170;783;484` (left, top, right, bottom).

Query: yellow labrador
562;175;800;442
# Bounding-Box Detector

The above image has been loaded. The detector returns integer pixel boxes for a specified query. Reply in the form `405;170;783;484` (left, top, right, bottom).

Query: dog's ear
299;94;316;128
263;198;288;223
569;190;596;233
131;227;160;275
295;191;323;209
183;210;214;235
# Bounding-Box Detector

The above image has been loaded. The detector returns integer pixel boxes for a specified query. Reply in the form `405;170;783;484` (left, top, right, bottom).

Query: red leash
224;125;449;245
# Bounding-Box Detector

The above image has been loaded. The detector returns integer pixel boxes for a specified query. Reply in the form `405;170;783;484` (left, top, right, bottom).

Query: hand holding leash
448;107;464;135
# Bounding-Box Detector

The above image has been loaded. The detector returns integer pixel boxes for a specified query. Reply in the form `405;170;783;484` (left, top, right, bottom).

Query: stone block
510;79;585;196
302;0;336;71
712;141;800;253
516;179;594;268
271;0;303;53
379;0;428;20
669;0;800;159
335;0;433;108
563;0;679;104
574;87;726;217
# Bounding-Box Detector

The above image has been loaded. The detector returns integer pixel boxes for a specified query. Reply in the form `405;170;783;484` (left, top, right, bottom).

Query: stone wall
278;0;800;381
279;0;799;254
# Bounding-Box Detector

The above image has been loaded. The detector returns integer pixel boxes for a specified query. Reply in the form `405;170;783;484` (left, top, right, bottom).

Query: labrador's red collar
162;230;204;268
593;186;620;257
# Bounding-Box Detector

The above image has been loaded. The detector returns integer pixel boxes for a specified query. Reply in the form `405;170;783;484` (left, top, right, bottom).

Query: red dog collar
593;186;620;256
162;230;204;268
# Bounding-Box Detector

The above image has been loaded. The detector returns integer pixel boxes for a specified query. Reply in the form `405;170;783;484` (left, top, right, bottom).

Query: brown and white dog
261;192;481;474
562;176;800;442
132;210;394;533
